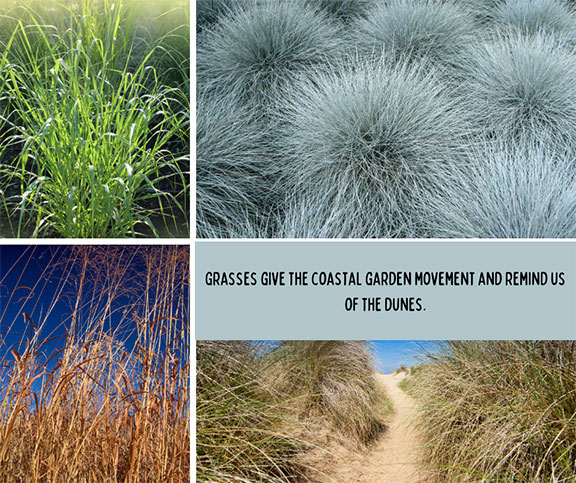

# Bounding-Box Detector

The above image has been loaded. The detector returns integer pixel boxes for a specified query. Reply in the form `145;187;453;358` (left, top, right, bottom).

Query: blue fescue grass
303;0;373;21
196;0;576;240
459;0;506;23
275;58;471;238
196;0;244;32
197;0;346;110
491;0;576;42
457;33;576;144
276;192;400;238
354;0;476;68
196;92;273;238
420;137;576;238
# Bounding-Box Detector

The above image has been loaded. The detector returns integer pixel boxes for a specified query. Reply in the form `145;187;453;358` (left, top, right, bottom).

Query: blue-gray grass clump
458;33;576;144
196;0;576;239
303;0;373;20
354;0;475;67
197;0;345;109
275;60;469;238
491;0;576;41
196;0;245;32
421;138;576;238
196;93;273;238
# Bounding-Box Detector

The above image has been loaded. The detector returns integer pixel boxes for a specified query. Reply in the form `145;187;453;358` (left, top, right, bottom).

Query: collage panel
0;0;193;481
197;340;576;482
0;245;190;480
0;0;190;238
197;0;576;239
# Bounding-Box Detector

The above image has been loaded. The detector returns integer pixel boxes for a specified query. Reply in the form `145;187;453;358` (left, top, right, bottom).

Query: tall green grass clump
458;33;576;144
197;0;345;110
0;0;189;238
421;138;576;238
354;0;475;67
0;246;190;481
276;59;469;238
409;341;576;482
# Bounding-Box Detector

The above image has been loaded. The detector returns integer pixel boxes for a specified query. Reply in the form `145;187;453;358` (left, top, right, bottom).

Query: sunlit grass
196;340;389;482
0;246;190;480
0;0;189;237
408;341;576;482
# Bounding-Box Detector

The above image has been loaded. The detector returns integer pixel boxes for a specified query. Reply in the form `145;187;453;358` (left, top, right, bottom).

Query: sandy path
316;372;428;483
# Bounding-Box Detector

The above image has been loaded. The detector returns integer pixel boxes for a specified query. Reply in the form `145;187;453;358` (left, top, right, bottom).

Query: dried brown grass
0;246;190;482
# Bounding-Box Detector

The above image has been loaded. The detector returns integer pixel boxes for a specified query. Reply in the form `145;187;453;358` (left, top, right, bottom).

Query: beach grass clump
0;0;189;238
409;341;576;482
421;137;576;238
197;0;345;110
354;0;475;67
196;341;304;482
491;0;576;41
458;33;576;143
196;340;390;481
265;341;386;446
276;59;468;238
0;246;190;481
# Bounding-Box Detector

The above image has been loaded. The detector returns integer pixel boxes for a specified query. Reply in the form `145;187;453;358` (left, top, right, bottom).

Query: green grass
0;0;189;238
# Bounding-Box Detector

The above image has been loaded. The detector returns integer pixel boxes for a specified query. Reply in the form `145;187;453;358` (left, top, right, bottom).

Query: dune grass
265;341;387;446
0;0;189;238
196;341;303;483
407;341;576;482
196;340;389;482
0;245;190;481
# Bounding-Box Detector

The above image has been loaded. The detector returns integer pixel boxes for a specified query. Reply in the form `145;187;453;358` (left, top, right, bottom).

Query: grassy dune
196;340;390;482
407;341;576;482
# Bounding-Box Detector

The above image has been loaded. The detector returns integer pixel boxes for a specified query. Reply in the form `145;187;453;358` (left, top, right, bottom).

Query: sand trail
316;372;428;483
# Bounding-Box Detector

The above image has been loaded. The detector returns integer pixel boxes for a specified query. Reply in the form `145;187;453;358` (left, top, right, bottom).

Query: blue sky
371;340;440;373
0;245;184;370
